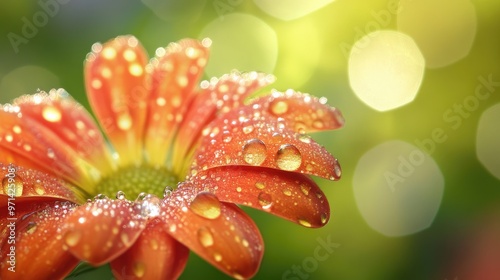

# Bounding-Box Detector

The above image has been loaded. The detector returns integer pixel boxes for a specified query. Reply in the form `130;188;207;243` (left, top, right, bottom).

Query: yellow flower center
94;165;179;199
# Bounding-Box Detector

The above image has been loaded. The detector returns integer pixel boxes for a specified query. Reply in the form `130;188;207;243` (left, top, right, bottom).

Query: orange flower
0;36;343;279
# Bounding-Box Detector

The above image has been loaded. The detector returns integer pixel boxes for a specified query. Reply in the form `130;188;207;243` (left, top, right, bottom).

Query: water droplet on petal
214;252;223;262
163;186;174;198
298;219;312;227
282;189;292;196
65;230;82;247
94;194;107;200
321;213;328;224
116;191;126;200
258;192;273;210
242;125;254;134
270;100;289;115
133;261;146;278
117;114;132;130
26;222;37;234
255;182;265;190
197;227;214;247
276;144;302;171
47;148;55;159
42;106;62;122
190;192;221;219
2;175;23;196
242;139;267;166
138;194;161;218
298;134;311;143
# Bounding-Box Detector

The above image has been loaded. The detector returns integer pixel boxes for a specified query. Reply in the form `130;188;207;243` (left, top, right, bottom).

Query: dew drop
282;189;292;196
300;184;310;196
255;182;265;190
42;106;62;122
189;192;221;219
298;219;312;228
117;114;132;130
65;230;82;247
26;222;37;234
47;148;55;159
116;191;126;200
94;194;107;200
242;139;267;166
133;261;146;278
12;125;22;134
214;252;223;262
121;233;132;246
2;175;23;197
270;100;289;115
150;239;159;250
197;227;214;247
137;194;161;218
258;192;273;210
276;144;302;171
242;125;254;134
333;161;342;178
297;134;311;143
321;213;328;224
163;186;174;198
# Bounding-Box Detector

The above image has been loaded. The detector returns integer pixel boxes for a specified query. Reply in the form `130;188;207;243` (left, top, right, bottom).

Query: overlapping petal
160;187;264;279
63;198;148;265
190;166;329;227
144;39;211;166
0;201;79;279
110;218;189;280
85;35;149;166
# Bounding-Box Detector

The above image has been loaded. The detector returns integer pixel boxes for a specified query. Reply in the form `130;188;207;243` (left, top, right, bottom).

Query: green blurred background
1;0;500;279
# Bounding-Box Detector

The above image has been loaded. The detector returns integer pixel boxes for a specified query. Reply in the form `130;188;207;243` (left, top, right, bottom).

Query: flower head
0;36;343;279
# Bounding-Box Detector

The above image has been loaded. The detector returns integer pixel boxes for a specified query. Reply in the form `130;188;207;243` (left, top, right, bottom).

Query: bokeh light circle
353;140;445;237
397;0;477;68
0;65;60;103
476;103;500;180
348;30;425;111
253;0;335;21
199;13;278;79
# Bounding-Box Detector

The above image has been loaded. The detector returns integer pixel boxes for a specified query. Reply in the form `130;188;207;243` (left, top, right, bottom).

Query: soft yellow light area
141;0;206;22
273;19;321;89
397;0;477;68
353;140;444;237
253;0;335;21
476;103;500;180
199;13;278;79
0;65;60;103
348;30;425;111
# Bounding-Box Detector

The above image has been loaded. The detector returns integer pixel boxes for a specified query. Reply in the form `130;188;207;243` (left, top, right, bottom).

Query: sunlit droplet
242;139;267;166
198;227;214;247
270;100;289;115
276;144;302;171
2;175;23;197
117;114;132;130
42;106;62;122
190;192;221;220
65;230;82;247
298;219;312;227
133;261;146;278
258;192;273;210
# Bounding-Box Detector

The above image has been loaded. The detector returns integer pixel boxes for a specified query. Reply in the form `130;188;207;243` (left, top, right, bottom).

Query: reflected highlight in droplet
353;140;444;237
397;0;477;68
199;13;278;78
348;31;425;111
476;103;500;180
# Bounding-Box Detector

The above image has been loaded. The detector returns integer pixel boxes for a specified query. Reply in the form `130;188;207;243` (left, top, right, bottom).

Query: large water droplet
242;139;267;166
298;219;312;227
137;194;161;218
270;100;289;115
42;105;62;122
189;192;221;219
133;261;146;278
197;227;214;247
65;230;82;247
258;192;273;210
116;191;126;200
2;174;23;197
276;144;302;171
117;114;132;130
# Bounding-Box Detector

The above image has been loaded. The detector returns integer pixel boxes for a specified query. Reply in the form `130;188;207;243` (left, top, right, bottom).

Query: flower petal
161;187;263;279
85;35;149;166
0;104;100;188
0;163;81;206
144;39;211;166
63;197;147;265
110;218;189;280
252;90;344;133
191;105;342;181
172;71;275;175
14;89;115;175
190;166;330;228
0;201;79;279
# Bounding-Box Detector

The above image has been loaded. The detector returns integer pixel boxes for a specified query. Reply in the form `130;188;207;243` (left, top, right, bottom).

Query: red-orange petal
160;187;263;279
0;105;99;188
0;201;79;279
172;71;275;174
0;163;81;208
191;106;342;181
110;218;189;280
144;39;211;166
190;166;330;228
63;197;147;265
14;89;114;175
85;35;149;166
251;90;344;133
